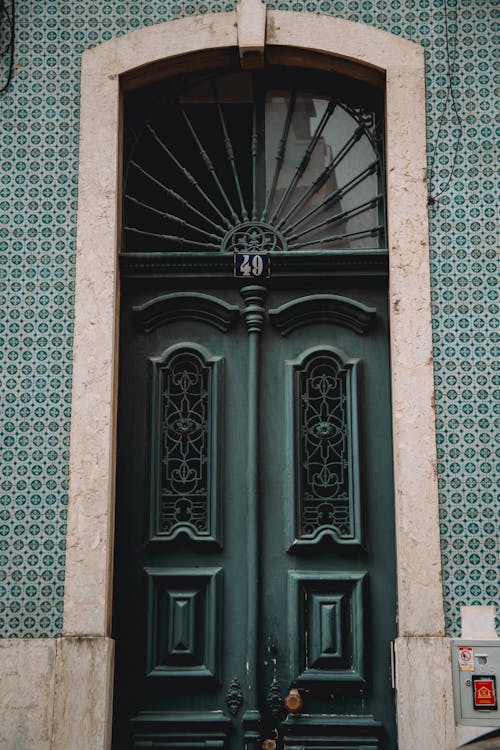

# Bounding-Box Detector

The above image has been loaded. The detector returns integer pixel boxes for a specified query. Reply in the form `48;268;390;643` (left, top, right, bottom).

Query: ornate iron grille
123;69;385;254
161;350;210;537
298;354;352;540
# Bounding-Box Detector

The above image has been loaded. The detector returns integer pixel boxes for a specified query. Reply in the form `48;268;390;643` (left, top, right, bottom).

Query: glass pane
123;73;254;253
265;90;382;250
123;70;384;253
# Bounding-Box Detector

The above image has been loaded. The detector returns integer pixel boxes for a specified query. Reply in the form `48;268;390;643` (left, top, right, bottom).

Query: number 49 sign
234;252;270;279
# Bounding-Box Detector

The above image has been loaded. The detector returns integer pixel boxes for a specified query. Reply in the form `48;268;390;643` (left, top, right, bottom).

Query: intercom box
452;639;500;726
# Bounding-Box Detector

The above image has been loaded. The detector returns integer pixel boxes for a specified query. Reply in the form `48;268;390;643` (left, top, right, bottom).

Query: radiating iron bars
129;159;226;234
287;226;383;250
261;90;296;222
276;125;365;231
216;100;249;222
251;105;258;221
282;161;380;238
269;98;336;225
286;195;383;244
123;226;220;250
180;108;240;226
147;124;232;229
125;194;223;243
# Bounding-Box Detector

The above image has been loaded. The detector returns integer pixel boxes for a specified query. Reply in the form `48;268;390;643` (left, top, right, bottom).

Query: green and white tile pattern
0;0;498;637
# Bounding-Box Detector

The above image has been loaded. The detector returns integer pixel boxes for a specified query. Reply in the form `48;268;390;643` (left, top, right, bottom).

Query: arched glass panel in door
122;68;385;255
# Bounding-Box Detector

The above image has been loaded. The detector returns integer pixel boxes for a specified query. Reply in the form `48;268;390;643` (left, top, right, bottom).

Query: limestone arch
65;10;455;748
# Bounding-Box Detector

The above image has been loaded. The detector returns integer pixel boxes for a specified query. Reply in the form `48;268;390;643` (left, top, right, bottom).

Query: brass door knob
262;740;277;750
284;688;303;713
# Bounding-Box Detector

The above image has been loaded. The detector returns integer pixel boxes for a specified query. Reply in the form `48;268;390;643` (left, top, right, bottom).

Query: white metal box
452;639;500;726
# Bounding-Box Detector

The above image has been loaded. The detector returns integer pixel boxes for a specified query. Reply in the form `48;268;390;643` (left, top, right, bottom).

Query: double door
113;278;397;750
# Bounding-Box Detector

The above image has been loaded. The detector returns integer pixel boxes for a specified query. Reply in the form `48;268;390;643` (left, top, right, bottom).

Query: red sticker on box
472;676;497;710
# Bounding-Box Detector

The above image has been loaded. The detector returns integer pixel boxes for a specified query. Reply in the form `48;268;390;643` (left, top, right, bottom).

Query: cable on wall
427;0;463;205
0;0;15;94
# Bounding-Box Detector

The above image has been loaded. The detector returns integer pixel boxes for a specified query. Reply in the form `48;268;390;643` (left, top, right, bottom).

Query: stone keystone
237;0;266;69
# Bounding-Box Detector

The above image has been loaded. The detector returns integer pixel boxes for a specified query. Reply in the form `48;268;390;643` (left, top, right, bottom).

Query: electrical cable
427;0;463;204
0;0;15;94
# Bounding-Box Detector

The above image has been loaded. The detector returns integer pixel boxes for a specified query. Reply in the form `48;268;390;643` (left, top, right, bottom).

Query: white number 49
236;253;268;278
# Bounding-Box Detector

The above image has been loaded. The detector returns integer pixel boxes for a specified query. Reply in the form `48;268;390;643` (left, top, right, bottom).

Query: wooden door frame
64;8;455;749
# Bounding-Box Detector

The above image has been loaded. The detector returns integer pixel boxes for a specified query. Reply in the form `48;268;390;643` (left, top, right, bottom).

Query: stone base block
395;636;455;750
0;637;114;750
0;639;56;750
52;636;114;750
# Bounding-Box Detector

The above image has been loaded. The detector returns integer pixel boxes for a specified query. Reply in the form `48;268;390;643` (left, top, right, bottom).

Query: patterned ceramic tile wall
0;0;497;638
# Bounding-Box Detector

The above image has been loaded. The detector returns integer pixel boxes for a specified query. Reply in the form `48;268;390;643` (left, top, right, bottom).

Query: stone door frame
63;9;455;749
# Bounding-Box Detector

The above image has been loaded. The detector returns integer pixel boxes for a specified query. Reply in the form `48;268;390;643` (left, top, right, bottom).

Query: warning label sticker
458;646;474;670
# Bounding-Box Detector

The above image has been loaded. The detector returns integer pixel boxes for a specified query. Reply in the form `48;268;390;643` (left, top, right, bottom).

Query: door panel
114;288;250;749
258;286;395;747
113;281;396;750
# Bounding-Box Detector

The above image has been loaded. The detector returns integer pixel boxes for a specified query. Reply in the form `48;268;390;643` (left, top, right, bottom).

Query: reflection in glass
123;70;384;253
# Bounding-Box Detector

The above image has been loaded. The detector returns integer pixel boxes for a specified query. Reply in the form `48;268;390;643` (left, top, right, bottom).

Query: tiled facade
0;0;497;639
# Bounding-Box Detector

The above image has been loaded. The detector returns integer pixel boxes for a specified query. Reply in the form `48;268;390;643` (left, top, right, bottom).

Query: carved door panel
112;280;397;750
113;286;248;750
260;284;396;750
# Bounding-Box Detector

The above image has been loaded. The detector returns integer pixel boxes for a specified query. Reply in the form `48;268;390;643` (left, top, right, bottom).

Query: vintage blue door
113;65;397;750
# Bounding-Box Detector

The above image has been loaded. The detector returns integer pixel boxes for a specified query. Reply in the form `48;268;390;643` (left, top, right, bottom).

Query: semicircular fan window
123;69;385;254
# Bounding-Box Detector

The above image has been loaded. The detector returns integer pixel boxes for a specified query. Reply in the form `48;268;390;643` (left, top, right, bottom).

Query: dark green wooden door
112;275;397;750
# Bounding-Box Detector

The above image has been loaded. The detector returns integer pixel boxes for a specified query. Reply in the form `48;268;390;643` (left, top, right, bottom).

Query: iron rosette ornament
221;222;287;254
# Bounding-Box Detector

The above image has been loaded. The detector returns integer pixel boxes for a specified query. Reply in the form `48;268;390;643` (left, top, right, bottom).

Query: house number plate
234;252;270;279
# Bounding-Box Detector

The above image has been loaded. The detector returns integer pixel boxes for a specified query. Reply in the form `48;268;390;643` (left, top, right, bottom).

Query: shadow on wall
460;729;500;749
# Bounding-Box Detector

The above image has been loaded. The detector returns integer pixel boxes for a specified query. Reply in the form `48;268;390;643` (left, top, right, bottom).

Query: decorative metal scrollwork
289;348;362;546
265;677;284;722
300;354;350;538
225;677;244;716
221;222;287;254
123;70;385;254
162;351;210;536
151;346;222;544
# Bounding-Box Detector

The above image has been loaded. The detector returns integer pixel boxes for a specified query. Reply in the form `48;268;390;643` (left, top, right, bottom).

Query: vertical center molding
240;285;267;735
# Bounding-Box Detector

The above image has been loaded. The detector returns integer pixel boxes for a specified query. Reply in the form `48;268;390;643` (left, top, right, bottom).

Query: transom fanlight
122;68;385;254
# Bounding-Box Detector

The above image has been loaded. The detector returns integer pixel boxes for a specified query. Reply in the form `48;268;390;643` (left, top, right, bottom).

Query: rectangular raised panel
282;715;382;749
286;346;363;549
167;591;196;660
130;711;231;749
309;593;344;665
149;345;223;545
145;567;222;681
288;572;366;684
